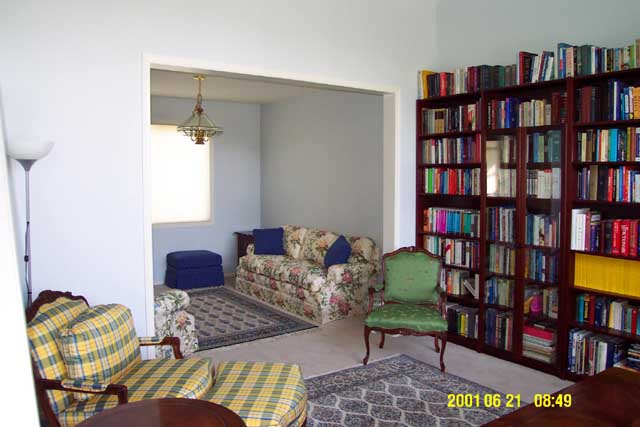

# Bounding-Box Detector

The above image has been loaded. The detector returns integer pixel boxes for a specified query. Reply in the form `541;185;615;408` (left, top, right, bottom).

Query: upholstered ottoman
206;361;307;427
165;250;224;289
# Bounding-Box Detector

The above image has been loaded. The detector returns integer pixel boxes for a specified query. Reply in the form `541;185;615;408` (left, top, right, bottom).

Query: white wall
151;96;261;281
434;0;640;70
260;90;383;245
1;0;437;335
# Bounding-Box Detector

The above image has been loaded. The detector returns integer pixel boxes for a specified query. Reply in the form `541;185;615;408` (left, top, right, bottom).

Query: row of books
485;308;513;351
526;168;561;199
442;270;479;298
518;51;555;85
576;166;640;203
421;135;481;165
526;213;560;248
571;209;640;256
484;277;513;308
422;207;480;237
616;343;640;372
423;236;480;269
487;96;567;130
487;167;516;198
525;250;559;284
523;323;556;364
574;253;640;299
524;287;559;319
487;206;516;243
424;168;481;195
557;40;640;78
421;103;479;134
576;128;640;162
487;244;516;276
447;304;478;339
576;293;640;335
418;65;519;98
578;83;640;123
567;329;626;376
527;131;562;163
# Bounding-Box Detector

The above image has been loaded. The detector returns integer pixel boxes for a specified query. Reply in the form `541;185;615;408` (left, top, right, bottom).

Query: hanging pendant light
177;75;223;144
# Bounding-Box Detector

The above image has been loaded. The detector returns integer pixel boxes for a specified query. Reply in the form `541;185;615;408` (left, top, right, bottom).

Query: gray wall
260;90;383;246
151;96;261;281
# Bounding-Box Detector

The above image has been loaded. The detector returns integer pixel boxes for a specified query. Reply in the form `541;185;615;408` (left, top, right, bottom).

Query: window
150;125;211;224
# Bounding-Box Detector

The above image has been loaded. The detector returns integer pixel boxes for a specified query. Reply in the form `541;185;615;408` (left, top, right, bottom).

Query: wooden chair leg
363;326;372;365
379;332;386;348
439;334;447;372
434;335;440;353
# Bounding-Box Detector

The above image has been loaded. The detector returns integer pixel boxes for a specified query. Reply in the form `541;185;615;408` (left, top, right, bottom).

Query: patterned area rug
186;286;316;351
306;354;513;427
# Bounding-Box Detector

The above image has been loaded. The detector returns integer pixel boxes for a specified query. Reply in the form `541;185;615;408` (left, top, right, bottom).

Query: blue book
610;129;619;161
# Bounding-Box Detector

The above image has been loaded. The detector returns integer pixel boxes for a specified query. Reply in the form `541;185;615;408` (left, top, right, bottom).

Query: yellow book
419;70;436;99
575;253;640;297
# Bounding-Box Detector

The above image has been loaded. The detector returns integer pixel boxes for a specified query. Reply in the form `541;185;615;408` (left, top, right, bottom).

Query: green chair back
383;250;441;304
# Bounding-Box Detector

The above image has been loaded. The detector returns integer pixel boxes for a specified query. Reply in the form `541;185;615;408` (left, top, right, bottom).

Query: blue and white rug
186;286;316;351
306;354;513;427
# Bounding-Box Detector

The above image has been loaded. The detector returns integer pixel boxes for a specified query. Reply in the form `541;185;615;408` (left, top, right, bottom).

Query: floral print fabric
154;290;198;358
283;225;308;259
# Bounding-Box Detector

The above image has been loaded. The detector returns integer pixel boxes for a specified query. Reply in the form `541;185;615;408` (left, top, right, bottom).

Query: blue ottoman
165;250;224;289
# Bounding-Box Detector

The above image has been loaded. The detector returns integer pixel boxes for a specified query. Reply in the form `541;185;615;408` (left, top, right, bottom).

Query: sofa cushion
205;361;307;427
347;235;378;265
59;358;213;427
59;304;141;401
239;255;326;292
324;235;352;269
27;297;89;415
300;229;339;265
254;227;286;255
283;225;308;259
167;250;222;268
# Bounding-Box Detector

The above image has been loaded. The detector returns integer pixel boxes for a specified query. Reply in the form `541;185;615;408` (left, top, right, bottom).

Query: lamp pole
18;159;36;306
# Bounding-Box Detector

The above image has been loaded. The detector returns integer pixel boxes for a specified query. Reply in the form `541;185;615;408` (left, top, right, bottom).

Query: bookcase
416;68;640;379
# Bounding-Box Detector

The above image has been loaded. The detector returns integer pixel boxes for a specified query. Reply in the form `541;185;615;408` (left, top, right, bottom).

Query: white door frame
140;53;402;337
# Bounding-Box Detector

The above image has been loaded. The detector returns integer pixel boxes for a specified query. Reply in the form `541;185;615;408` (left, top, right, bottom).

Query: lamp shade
7;140;54;161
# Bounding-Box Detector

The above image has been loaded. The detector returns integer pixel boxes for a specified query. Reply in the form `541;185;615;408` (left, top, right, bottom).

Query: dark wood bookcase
416;68;640;380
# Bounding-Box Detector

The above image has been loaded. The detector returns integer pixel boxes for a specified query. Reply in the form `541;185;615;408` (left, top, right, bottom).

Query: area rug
306;354;513;427
186;286;316;351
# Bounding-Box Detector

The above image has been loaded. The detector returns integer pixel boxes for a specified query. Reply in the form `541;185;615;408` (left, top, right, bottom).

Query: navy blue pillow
253;227;285;255
324;235;352;268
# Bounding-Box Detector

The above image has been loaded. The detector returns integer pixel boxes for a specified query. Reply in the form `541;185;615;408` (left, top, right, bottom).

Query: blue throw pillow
324;235;352;269
253;227;285;255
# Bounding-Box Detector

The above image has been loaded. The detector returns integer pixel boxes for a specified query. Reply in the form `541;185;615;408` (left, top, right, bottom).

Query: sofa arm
139;336;183;359
327;262;375;286
155;289;190;314
41;378;128;404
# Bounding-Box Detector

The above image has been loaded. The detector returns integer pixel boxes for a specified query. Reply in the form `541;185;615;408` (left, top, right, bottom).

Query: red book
621;219;631;256
633;308;639;335
623;167;629;202
630;219;639;257
523;325;554;341
585;211;592;252
607;169;615;201
612;219;622;255
439;73;448;96
588;295;596;326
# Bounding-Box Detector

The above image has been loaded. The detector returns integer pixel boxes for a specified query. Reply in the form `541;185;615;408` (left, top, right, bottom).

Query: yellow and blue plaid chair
27;290;308;427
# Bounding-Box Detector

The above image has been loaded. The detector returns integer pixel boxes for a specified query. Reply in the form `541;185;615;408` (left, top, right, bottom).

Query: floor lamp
7;140;54;307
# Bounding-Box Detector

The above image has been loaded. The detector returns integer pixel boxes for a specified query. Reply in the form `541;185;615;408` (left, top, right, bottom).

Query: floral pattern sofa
235;225;380;324
154;290;198;358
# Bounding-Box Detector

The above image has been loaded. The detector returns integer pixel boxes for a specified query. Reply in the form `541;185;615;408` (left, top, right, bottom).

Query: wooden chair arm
367;284;385;314
139;336;183;359
438;291;447;319
37;378;128;405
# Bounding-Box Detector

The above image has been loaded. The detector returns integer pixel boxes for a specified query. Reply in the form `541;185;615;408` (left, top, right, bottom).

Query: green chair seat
365;303;447;332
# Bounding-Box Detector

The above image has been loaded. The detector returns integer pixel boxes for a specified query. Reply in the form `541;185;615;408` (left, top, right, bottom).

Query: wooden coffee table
484;368;640;427
78;398;246;427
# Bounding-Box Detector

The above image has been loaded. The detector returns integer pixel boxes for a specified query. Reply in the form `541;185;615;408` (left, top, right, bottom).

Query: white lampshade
7;140;54;160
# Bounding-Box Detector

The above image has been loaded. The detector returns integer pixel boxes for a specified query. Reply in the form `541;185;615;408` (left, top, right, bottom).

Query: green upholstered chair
362;246;448;371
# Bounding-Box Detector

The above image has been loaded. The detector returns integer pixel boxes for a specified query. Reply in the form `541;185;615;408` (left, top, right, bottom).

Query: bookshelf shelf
569;250;639;261
418;162;481;169
569;321;640;343
573;119;640;129
416;67;640;380
419;130;480;139
442;264;479;273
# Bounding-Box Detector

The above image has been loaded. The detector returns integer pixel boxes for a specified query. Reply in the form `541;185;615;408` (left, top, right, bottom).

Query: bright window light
151;125;211;224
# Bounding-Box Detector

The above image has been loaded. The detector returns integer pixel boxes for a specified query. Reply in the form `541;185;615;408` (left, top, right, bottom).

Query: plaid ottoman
205;361;307;427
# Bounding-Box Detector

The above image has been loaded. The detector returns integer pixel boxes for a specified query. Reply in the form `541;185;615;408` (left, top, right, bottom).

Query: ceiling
150;69;381;104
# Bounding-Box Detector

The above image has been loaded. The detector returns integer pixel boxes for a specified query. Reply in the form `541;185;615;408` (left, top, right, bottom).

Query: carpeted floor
186;286;316;351
306;354;513;427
